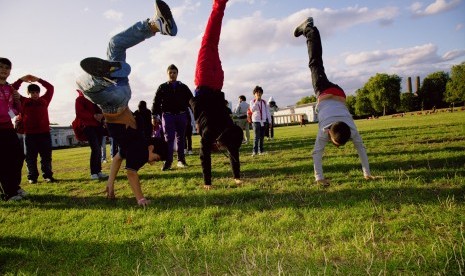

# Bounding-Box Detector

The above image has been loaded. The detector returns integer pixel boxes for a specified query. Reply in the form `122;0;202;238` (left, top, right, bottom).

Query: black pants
84;126;103;175
306;26;342;97
25;132;53;180
0;129;23;199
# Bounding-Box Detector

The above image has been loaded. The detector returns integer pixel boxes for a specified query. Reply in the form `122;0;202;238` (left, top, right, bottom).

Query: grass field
1;111;464;275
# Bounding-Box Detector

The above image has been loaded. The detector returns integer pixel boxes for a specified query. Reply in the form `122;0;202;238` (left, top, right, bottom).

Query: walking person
76;0;174;206
189;0;243;190
233;95;250;144
249;85;272;156
294;17;377;186
151;64;193;170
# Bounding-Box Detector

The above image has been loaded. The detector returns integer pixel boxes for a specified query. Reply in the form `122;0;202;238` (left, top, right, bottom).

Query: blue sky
1;0;464;125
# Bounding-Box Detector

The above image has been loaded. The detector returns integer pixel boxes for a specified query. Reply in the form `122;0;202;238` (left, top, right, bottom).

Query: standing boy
76;0;174;205
294;17;376;186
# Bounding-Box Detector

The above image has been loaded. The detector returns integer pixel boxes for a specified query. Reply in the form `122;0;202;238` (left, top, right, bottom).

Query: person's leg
200;136;213;186
227;146;240;179
101;136;107;162
259;125;265;153
270;116;274;138
245;121;250;142
252;122;260;154
85;127;103;175
161;113;175;168
38;133;53;180
194;0;228;91
0;130;23;199
175;113;187;163
25;134;39;182
185;124;193;152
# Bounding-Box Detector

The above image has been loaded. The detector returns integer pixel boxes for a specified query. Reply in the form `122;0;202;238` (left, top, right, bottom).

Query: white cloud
456;23;464;30
410;0;462;16
103;9;123;21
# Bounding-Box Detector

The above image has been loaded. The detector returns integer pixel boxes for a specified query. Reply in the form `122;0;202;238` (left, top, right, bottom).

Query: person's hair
149;137;168;161
27;84;41;93
167;64;178;72
253;85;263;95
239;95;246;101
138;100;147;110
0;58;12;69
329;122;351;146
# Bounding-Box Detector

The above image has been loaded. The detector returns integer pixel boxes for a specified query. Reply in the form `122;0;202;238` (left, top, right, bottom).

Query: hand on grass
364;175;383;180
137;198;151;207
105;186;115;199
316;179;330;187
203;185;213;190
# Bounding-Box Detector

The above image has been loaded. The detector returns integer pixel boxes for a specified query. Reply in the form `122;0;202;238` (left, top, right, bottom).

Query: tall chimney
415;76;420;93
407;77;412;93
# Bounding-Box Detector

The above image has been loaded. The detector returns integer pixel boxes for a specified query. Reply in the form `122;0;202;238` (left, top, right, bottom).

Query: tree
445;62;465;105
417;71;449;109
399;92;419;112
296;95;316;105
364;73;401;116
354;88;374;117
346;95;356;115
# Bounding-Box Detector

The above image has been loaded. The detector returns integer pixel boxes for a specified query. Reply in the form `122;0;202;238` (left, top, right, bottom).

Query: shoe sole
155;0;177;36
80;57;118;78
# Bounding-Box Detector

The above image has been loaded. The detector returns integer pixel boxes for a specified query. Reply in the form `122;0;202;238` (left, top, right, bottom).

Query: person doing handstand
294;17;378;187
189;0;243;190
76;0;175;205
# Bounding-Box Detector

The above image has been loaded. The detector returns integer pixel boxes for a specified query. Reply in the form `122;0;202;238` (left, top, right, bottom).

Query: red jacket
75;90;102;127
13;79;54;134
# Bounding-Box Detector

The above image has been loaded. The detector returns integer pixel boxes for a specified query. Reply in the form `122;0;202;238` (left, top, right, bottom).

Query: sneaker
97;172;108;179
90;174;99;180
294;17;313;37
259;151;267;155
161;163;171;171
44;177;57;183
102;159;107;163
80;57;121;78
28;179;37;184
187;150;193;155
177;161;188;168
17;189;28;197
153;0;177;36
252;152;257;156
8;195;23;201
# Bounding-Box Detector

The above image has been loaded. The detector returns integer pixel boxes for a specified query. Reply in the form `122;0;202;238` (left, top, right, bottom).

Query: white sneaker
17;189;28;197
153;0;177;36
177;161;187;168
187;150;193;155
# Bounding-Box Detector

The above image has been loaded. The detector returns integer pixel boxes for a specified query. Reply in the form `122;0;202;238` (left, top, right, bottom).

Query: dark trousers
269;116;275;138
84;126;103;175
185;123;193;151
0;129;23;199
306;26;342;97
162;113;188;166
200;134;240;185
25;132;53;180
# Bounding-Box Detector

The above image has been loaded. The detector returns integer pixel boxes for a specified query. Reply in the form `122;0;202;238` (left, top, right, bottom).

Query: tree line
297;62;465;117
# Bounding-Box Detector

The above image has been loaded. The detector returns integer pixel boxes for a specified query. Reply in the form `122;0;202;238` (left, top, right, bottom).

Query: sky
1;0;464;126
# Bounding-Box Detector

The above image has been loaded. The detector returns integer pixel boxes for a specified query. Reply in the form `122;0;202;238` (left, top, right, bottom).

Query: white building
50;126;79;148
273;103;317;126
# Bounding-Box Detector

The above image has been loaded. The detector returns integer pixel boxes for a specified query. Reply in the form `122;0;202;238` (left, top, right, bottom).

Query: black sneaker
294;17;313;37
80;57;121;78
153;0;177;36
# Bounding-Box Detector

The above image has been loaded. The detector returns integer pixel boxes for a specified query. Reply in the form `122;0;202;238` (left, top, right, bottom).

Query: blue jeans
25;132;53;180
162;113;188;166
252;122;265;154
76;20;155;113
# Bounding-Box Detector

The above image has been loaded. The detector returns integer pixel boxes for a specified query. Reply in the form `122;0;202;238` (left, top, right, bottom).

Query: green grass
1;111;464;275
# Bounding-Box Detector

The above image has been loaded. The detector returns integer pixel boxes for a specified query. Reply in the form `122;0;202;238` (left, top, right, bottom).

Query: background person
151;64;193;170
267;96;278;140
249;85;272;156
233;95;250;144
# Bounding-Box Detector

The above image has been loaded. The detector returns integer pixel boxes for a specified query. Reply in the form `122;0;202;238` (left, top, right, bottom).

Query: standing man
151;64;193;171
0;58;26;201
13;74;55;184
233;95;250;144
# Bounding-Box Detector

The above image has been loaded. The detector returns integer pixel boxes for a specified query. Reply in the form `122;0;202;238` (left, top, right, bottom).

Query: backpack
72;117;87;142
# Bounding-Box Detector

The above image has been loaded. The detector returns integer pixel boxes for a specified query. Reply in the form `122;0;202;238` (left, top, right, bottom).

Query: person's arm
312;129;329;182
151;85;163;122
351;129;372;178
106;152;123;199
126;169;150;206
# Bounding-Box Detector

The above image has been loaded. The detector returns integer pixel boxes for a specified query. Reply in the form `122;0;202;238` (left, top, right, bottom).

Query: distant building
273;102;317;126
50;126;79;148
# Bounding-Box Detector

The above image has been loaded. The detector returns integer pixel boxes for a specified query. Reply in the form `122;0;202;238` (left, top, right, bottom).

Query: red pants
194;0;227;91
